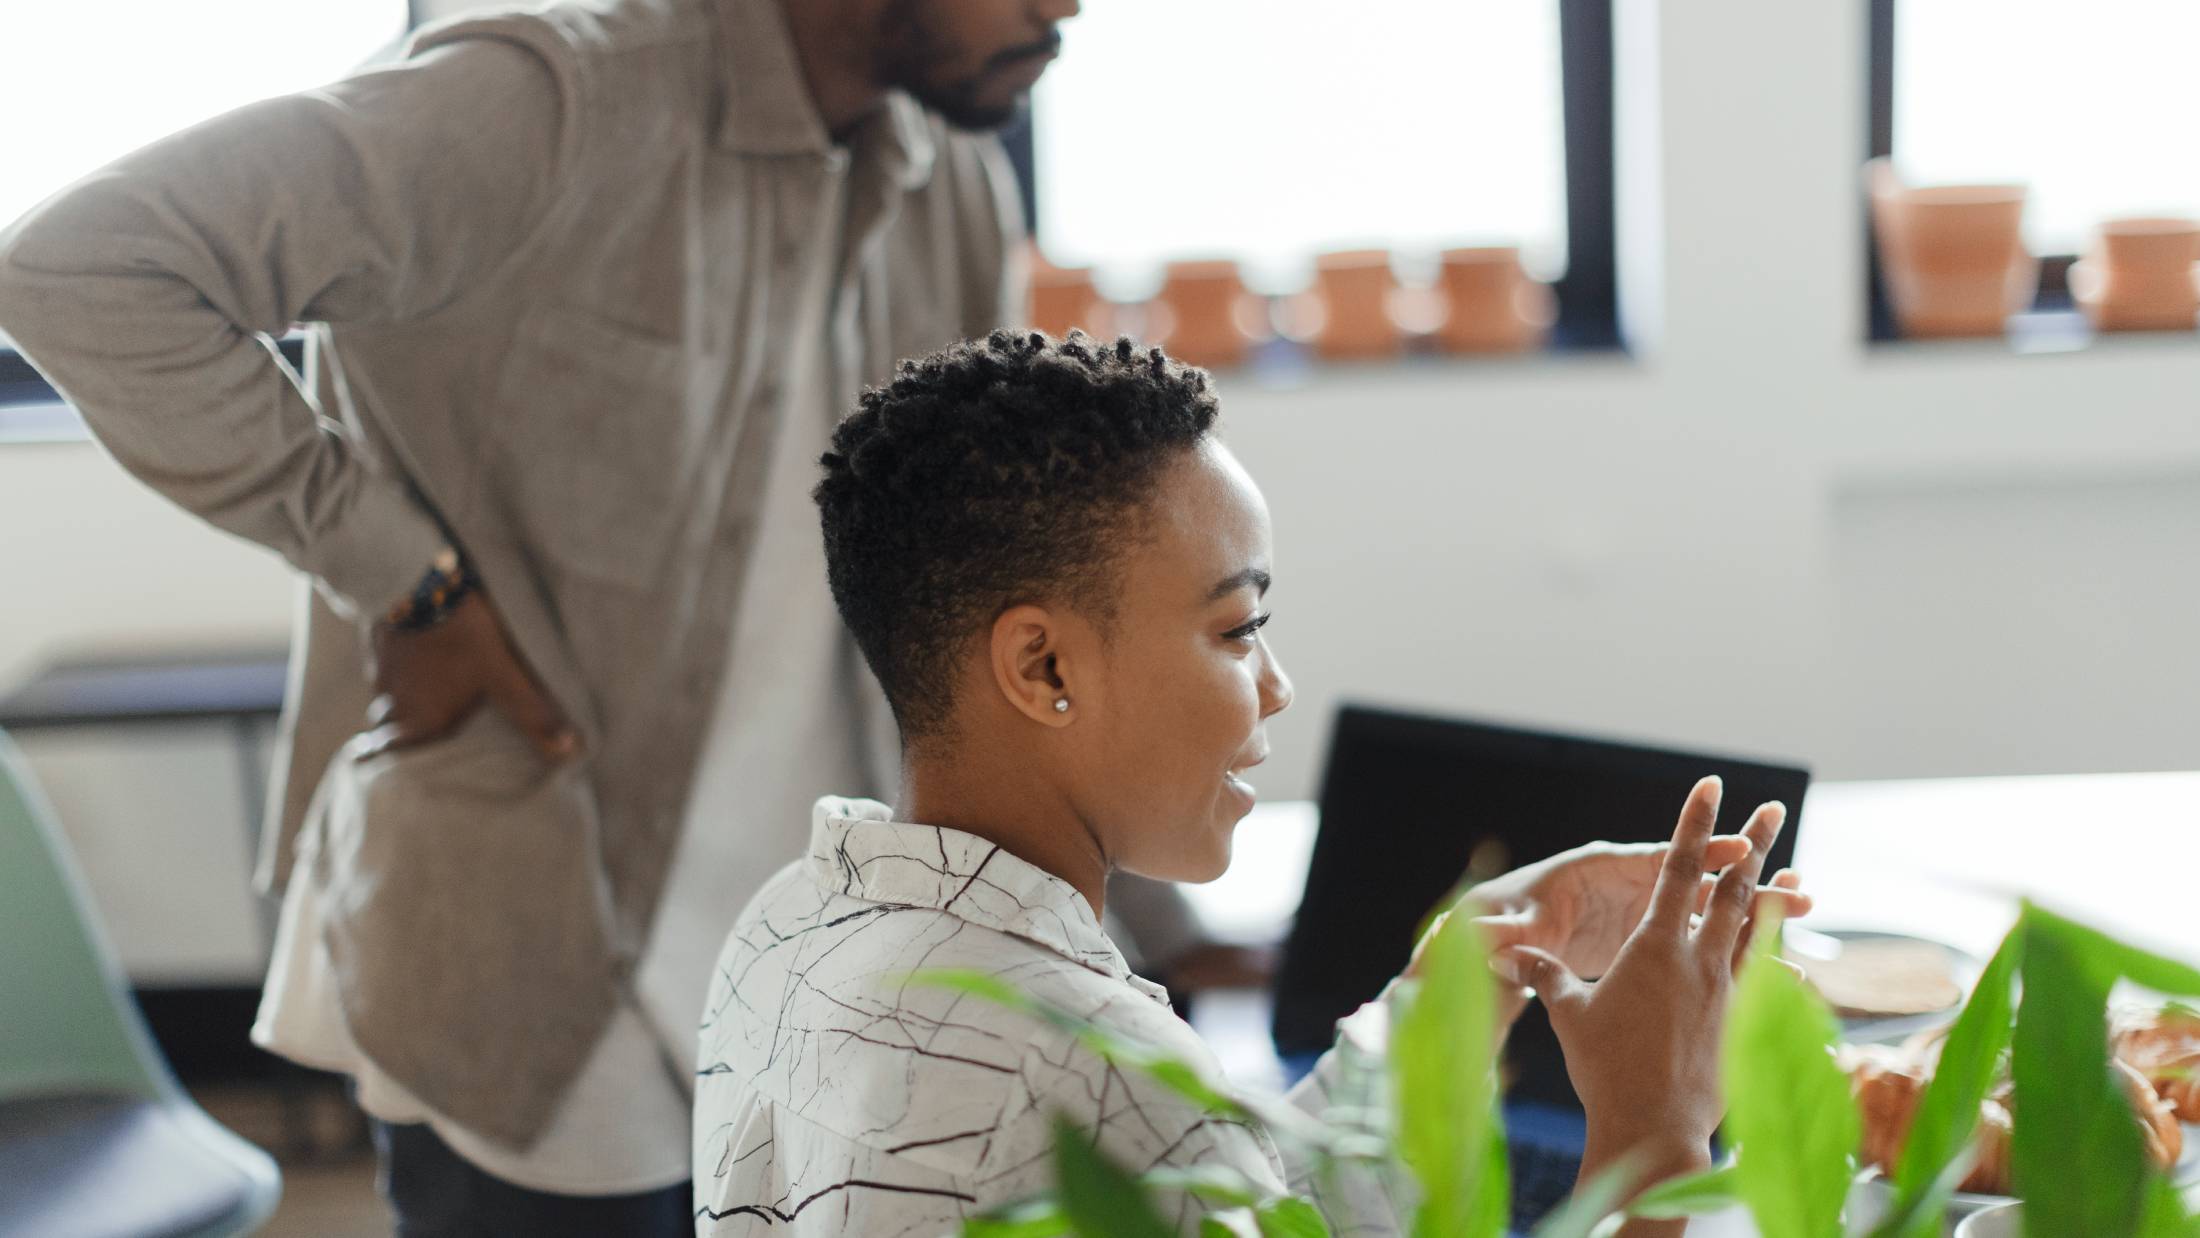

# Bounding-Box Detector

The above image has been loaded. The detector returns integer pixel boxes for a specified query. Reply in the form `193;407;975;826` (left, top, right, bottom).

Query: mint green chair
0;731;281;1237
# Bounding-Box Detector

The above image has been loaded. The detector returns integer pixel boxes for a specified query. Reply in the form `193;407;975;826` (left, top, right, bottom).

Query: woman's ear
990;604;1077;728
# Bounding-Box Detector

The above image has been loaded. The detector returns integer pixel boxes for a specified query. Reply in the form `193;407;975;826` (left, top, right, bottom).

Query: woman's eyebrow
1205;566;1272;602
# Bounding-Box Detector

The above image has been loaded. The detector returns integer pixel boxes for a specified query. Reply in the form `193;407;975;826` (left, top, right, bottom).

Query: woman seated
692;331;1806;1236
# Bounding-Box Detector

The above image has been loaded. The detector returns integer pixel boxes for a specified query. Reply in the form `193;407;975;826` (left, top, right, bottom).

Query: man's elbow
0;174;182;378
0;191;94;354
0;212;43;343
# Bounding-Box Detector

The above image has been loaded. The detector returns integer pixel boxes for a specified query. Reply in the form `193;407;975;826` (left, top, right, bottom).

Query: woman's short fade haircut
814;329;1221;744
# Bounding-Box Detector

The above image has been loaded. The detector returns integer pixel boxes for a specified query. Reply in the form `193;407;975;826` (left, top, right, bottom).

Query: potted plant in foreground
920;896;2200;1237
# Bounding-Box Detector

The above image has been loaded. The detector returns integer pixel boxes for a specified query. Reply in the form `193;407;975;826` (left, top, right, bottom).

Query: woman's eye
1223;612;1272;642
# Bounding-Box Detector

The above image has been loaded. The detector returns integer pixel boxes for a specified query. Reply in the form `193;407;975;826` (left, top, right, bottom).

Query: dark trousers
373;1120;692;1238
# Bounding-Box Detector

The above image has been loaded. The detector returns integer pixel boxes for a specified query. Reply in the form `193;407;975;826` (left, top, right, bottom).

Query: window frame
2;0;1621;431
0;349;54;410
0;0;428;434
1004;0;1621;352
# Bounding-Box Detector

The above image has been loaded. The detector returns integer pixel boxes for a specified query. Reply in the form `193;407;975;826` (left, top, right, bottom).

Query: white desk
1181;774;2200;1231
1789;772;2199;966
1189;771;2200;976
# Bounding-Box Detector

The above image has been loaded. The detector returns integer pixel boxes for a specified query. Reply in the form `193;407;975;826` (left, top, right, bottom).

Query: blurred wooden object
1433;247;1553;354
1308;250;1405;362
1867;158;2036;340
1026;248;1113;341
1147;260;1264;370
2071;217;2200;333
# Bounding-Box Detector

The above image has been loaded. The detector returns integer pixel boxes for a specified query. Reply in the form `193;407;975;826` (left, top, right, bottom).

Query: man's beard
875;0;1057;132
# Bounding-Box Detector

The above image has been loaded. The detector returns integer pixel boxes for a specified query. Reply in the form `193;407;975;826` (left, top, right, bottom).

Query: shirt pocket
314;706;547;895
489;306;711;589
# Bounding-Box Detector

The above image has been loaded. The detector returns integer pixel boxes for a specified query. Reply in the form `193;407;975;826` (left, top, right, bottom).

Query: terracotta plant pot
2070;216;2200;333
1026;248;1113;341
1433;247;1553;354
1146;260;1265;370
1308;249;1406;362
1867;158;2036;340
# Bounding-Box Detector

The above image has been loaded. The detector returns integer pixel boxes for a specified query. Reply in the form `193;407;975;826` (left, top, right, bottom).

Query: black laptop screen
1271;705;1809;1109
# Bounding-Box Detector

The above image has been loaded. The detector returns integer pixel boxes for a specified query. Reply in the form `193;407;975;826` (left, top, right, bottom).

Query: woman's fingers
1644;776;1724;934
1467;910;1535;956
1693;871;1813;918
1702;835;1751;870
1492;945;1590;1012
1695;801;1787;954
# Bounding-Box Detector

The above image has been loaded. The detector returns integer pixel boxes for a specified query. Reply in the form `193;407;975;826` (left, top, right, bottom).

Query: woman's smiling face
1064;438;1294;884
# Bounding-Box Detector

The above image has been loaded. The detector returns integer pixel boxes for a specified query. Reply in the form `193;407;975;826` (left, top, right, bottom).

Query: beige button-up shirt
0;0;1021;1147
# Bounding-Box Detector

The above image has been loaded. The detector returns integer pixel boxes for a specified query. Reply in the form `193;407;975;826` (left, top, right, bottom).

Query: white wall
5;0;2200;835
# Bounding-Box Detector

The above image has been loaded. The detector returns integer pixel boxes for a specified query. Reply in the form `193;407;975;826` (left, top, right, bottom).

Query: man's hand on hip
359;591;579;763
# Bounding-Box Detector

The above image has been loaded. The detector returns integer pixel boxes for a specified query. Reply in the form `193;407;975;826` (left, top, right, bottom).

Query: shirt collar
806;796;1171;1005
710;0;938;189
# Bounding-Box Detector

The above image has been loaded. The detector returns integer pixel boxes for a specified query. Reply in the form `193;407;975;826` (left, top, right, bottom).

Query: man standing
0;1;1205;1232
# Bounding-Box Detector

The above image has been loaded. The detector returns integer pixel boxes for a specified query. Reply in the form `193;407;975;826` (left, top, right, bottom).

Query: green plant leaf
961;1196;1072;1237
910;969;1258;1124
2020;906;2200;996
2010;909;2149;1237
1862;1147;1978;1238
921;972;1344;1232
909;968;1352;1154
1721;919;1857;1238
2136;1171;2200;1238
1531;1155;1640;1236
1139;1164;1265;1210
1140;1165;1261;1207
1880;926;2023;1238
913;967;1044;1011
2005;905;2200;1238
1472;1123;1511;1238
1388;906;1506;1238
1050;1114;1176;1238
1255;1196;1332;1238
1625;1161;1738;1219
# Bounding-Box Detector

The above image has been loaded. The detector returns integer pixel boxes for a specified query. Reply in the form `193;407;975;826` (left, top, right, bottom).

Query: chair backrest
0;730;172;1103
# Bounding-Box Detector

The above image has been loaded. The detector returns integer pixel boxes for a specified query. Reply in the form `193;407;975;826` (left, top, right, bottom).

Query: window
1010;0;1618;349
0;2;407;232
1;1;406;426
1868;0;2200;334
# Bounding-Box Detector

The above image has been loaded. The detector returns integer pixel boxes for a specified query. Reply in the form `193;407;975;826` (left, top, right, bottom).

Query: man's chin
903;78;1031;133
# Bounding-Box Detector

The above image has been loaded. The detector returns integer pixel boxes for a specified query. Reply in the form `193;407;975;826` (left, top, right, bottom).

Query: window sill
0;339;1638;447
1211;338;1634;394
1866;310;2200;361
0;401;88;445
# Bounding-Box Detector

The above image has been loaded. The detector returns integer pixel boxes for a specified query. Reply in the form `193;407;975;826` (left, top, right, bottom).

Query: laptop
1269;705;1810;1225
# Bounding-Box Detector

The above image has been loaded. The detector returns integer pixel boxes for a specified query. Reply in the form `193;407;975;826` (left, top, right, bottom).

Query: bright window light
1895;0;2200;256
0;2;406;232
1032;0;1568;293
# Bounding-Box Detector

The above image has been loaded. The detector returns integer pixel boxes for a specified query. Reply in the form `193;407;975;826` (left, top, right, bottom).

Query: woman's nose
1258;637;1294;718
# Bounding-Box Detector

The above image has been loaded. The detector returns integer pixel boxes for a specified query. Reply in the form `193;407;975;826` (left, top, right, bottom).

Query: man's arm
0;36;567;617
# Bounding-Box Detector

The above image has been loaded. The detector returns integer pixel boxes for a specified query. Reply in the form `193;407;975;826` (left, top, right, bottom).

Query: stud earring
1053;698;1070;713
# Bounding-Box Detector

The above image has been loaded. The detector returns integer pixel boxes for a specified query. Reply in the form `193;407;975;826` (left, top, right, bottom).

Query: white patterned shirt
692;797;1402;1236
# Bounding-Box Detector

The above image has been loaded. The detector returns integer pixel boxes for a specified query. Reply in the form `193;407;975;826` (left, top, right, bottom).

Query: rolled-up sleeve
0;36;567;615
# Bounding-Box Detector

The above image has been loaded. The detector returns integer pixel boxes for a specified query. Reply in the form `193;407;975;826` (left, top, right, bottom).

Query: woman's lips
1224;752;1267;802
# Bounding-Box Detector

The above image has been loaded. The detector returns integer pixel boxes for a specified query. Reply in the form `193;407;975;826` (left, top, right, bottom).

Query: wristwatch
384;546;478;631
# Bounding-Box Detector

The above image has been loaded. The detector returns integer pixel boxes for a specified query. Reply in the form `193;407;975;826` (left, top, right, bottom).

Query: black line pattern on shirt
693;811;1393;1235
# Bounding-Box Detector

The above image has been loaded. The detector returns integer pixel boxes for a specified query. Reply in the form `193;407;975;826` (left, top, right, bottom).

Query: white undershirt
634;251;876;1079
253;161;869;1196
